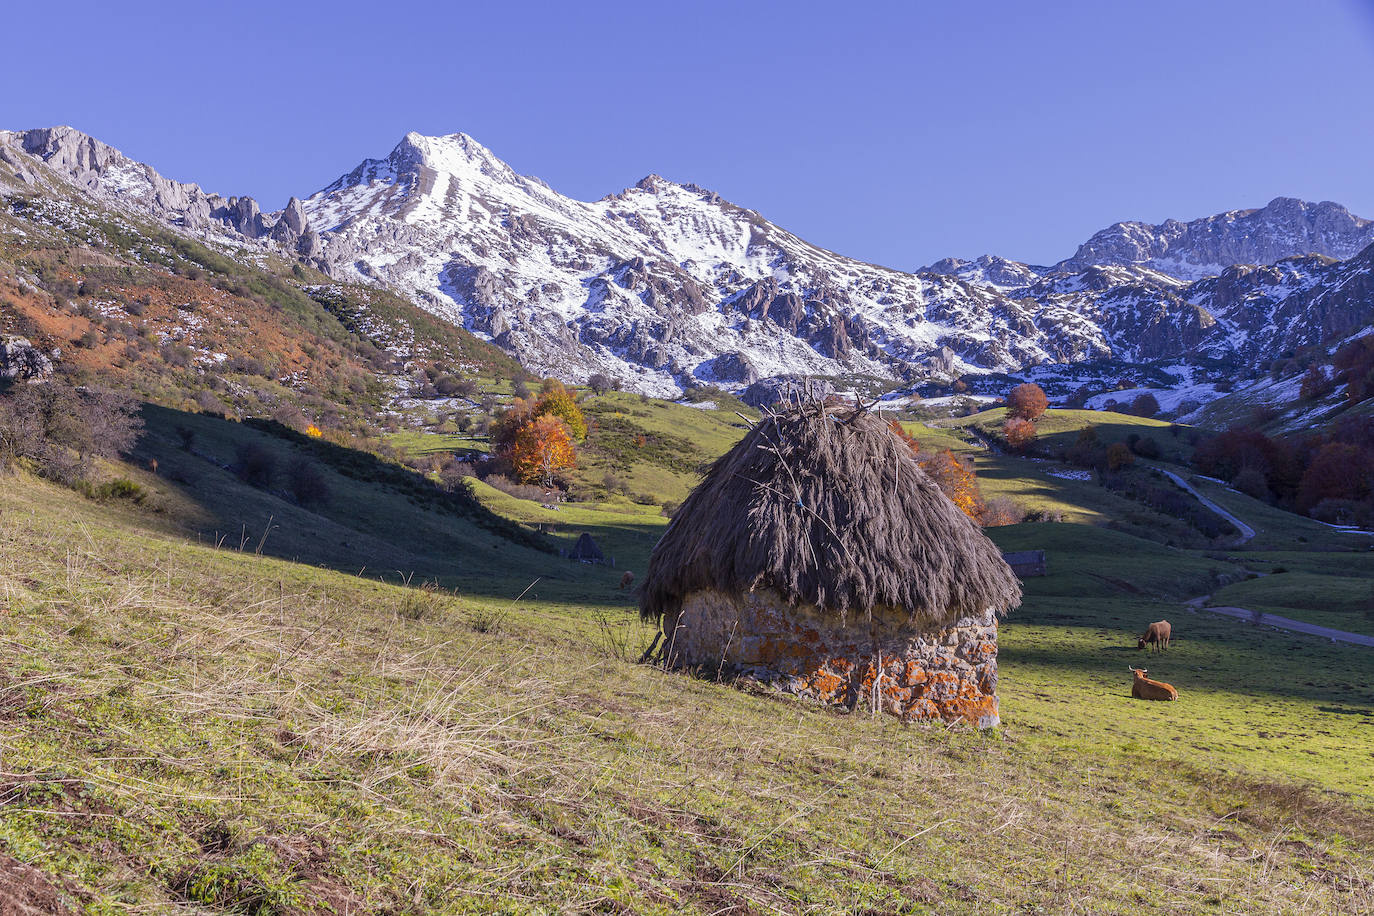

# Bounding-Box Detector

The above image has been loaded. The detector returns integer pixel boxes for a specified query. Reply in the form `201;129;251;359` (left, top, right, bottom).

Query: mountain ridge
3;125;1372;404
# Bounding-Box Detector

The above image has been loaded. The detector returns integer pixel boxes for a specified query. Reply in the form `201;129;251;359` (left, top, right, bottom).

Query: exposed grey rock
0;336;53;381
923;255;1044;288
0;144;40;186
1055;197;1374;278
2;126;230;234
296;227;325;261
740;376;835;408
281;196;308;235
703;351;758;385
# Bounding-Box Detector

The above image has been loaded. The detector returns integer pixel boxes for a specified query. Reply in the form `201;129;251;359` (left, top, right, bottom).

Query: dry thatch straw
639;401;1022;630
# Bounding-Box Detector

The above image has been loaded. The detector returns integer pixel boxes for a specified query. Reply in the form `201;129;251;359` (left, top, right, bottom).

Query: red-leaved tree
1007;383;1048;420
1003;417;1036;452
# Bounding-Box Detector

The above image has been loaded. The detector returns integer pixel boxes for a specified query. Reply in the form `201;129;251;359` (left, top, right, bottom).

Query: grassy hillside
0;188;522;448
573;392;756;504
2;430;1373;912
939;406;1192;462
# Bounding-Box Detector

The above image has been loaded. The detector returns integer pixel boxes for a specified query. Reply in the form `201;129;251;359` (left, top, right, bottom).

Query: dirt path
1184;595;1374;648
1156;468;1256;544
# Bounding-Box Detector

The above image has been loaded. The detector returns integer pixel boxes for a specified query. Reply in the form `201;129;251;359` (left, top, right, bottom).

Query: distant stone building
568;532;605;564
639;403;1022;727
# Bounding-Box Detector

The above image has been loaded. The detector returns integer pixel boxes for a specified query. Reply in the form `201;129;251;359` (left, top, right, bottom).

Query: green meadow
0;401;1371;913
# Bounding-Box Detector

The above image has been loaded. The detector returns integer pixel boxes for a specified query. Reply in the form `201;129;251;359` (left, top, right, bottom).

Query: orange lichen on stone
669;588;1001;727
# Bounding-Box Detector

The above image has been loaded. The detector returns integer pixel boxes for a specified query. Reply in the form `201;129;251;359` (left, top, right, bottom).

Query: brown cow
1130;667;1178;701
619;571;635;590
1137;620;1171;652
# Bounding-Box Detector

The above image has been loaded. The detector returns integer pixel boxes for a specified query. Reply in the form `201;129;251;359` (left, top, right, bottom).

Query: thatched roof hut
569;531;605;563
639;402;1022;726
641;403;1021;630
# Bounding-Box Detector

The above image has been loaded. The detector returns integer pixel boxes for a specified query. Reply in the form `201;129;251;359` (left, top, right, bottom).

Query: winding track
979;437;1370;643
1184;596;1374;648
1165;470;1373;646
1156;468;1256;544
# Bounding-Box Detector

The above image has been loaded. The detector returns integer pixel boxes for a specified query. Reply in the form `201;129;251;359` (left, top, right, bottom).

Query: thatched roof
570;532;604;560
640;403;1021;629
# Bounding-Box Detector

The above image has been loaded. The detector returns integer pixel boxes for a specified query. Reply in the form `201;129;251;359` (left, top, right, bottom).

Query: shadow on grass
132;404;665;604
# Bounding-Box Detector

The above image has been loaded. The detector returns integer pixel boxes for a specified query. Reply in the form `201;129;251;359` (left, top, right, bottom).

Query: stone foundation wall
667;588;1000;727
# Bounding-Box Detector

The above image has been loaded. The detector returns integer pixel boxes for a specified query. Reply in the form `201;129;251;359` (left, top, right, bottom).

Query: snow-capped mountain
294;131;1124;393
3;125;1372;402
1049;197;1374;280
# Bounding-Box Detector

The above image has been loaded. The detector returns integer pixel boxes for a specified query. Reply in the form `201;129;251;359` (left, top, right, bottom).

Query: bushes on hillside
233;443;276;488
0;378;143;486
1300;366;1331;401
1128;393;1160;417
1191;416;1374;523
286;458;331;507
587;372;620;395
1106;442;1134;472
981;497;1026;527
1102;468;1237;540
1002;417;1036;452
484;474;556;502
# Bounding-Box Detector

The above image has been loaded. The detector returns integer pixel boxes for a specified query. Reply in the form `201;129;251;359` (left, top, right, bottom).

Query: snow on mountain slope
5;124;1372;405
1051;197;1374;279
300;132;1119;392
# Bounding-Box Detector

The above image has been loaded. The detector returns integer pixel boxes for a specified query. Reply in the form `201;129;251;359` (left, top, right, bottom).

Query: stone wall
666;588;1000;727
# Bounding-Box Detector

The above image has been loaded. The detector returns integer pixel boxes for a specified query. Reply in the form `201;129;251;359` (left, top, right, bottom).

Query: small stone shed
569;532;606;564
639;403;1022;727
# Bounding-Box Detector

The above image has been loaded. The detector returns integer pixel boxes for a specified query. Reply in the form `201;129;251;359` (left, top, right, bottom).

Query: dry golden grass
1;470;1372;913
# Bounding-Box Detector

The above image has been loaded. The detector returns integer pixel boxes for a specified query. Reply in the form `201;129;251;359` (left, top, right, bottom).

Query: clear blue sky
9;0;1374;269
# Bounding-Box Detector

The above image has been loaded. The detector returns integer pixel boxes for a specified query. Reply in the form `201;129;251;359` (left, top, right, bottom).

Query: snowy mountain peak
7;123;1373;403
390;131;521;184
1053;196;1374;280
920;255;1044;290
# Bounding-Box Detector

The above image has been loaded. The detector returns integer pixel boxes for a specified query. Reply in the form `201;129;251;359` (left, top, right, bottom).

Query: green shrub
98;478;147;503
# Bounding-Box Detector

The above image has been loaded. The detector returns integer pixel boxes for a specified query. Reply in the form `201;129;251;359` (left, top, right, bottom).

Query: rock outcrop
0;336;53;381
1052;197;1374;279
0;126;316;248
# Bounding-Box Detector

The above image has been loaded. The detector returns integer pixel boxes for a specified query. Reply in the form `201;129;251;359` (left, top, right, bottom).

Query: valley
1;115;1372;915
0;388;1371;912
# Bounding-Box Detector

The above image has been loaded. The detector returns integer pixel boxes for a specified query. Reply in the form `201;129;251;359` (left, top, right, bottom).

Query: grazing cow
619;571;635;590
1130;667;1178;701
1137;620;1172;652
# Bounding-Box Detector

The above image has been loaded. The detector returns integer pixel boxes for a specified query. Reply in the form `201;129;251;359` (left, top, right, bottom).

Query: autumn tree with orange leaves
886;421;985;521
888;418;920;452
508;414;576;486
919;448;985;520
1006;383;1048;420
533;383;587;440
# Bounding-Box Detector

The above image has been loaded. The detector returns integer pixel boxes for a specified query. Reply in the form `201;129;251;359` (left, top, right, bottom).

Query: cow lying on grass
1137;620;1171;652
1130;667;1178;701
